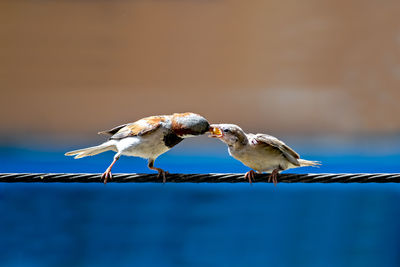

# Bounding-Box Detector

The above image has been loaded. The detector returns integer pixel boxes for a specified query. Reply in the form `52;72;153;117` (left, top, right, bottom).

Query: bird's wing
108;116;167;140
254;134;300;166
98;124;128;136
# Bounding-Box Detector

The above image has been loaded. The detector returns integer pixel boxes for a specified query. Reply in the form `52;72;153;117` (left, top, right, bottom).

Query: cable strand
1;173;400;183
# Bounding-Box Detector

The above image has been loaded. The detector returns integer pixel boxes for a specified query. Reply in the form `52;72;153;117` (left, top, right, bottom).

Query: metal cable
1;173;400;183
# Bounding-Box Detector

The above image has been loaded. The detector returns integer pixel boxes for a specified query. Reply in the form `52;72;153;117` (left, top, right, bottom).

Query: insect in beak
208;127;223;138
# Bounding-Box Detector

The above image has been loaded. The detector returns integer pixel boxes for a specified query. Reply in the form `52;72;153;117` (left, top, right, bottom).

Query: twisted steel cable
1;173;400;183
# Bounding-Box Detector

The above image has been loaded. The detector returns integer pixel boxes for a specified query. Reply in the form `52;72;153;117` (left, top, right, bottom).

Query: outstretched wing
102;116;167;140
254;134;300;166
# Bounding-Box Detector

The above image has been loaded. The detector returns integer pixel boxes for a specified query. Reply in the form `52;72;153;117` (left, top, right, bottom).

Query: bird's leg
148;159;169;184
101;154;120;184
268;169;280;186
244;170;256;184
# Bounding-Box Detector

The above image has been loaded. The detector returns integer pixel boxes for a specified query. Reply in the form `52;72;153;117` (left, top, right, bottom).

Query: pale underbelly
241;158;286;172
231;150;291;172
116;136;170;159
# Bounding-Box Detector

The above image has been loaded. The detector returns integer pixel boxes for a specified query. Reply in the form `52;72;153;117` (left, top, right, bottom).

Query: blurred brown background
1;0;399;137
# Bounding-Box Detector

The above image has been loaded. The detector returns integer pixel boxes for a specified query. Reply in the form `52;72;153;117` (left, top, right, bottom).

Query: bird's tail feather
298;159;321;167
65;140;116;159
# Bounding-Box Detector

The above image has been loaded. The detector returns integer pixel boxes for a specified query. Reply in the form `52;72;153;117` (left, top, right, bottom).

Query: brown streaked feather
172;112;192;118
110;116;167;140
145;116;167;126
254;134;300;166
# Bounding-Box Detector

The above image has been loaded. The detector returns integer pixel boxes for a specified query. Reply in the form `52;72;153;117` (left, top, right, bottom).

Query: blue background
1;137;400;267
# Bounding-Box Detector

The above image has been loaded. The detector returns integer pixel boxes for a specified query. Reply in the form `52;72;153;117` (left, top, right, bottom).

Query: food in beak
209;127;223;138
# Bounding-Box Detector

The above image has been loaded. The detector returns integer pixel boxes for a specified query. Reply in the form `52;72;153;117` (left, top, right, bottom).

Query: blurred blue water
1;139;400;267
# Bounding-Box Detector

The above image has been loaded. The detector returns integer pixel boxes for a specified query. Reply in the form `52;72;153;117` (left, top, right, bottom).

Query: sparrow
209;124;320;185
65;112;210;184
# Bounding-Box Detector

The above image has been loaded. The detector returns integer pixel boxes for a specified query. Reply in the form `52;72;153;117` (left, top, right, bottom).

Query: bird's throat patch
163;132;184;148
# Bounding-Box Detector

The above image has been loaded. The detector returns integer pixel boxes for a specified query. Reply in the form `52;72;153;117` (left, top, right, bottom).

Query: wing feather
109;116;167;140
98;124;128;136
254;134;300;166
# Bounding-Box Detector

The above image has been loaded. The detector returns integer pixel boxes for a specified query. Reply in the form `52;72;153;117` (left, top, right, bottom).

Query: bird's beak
208;126;223;138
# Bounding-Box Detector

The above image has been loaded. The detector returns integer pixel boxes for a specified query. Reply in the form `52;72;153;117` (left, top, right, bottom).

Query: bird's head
209;124;248;146
171;112;210;138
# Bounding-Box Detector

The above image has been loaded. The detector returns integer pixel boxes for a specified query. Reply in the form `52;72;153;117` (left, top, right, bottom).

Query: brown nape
171;113;210;136
171;121;196;136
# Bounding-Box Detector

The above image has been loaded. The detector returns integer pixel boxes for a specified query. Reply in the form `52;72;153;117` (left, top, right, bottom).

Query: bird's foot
268;169;279;186
101;169;112;184
244;170;256;185
157;169;169;184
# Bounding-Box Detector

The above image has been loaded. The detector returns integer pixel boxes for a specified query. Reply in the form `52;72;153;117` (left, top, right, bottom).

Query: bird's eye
223;129;229;133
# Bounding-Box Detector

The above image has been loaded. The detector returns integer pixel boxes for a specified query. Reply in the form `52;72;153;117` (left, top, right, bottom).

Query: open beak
208;126;223;138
